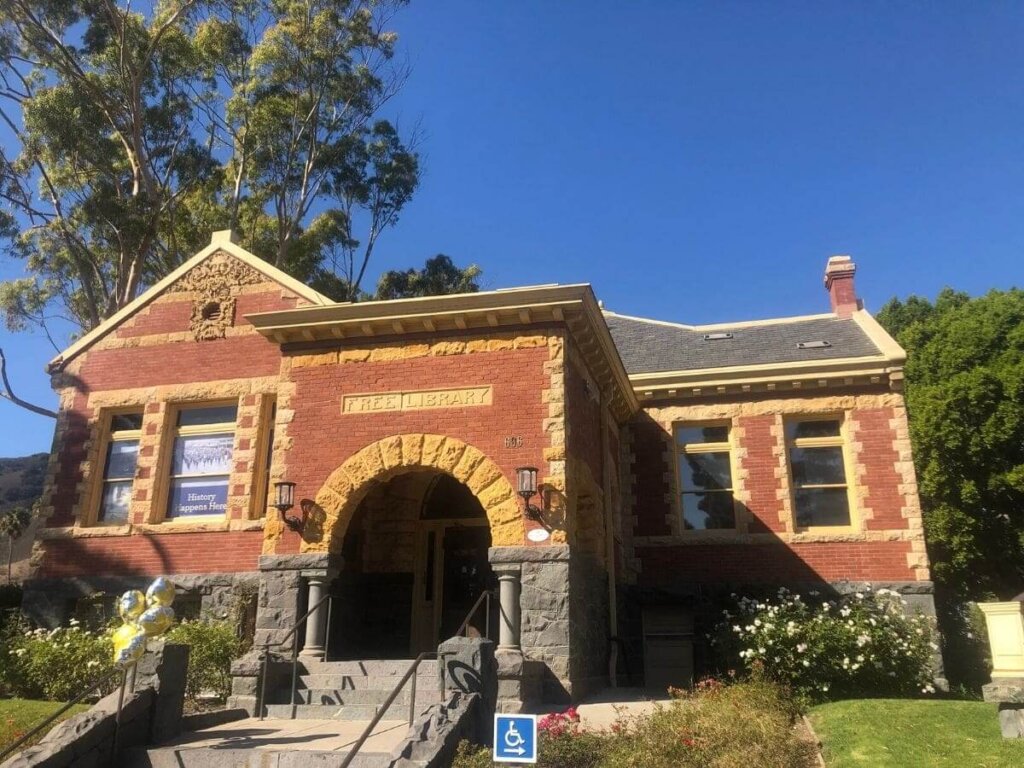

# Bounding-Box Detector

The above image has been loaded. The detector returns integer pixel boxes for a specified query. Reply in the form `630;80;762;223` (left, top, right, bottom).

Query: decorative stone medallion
169;252;265;341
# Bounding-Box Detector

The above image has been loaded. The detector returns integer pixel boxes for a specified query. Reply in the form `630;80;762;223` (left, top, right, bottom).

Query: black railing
338;588;496;767
0;663;133;762
337;651;435;768
258;592;333;720
454;588;494;640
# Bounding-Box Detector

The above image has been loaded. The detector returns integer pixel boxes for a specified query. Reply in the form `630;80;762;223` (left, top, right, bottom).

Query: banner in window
168;476;229;517
172;434;234;476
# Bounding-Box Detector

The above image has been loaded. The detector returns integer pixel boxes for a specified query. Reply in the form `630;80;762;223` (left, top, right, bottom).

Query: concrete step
297;660;436;678
261;701;435;720
282;687;443;707
293;673;437;691
121;746;390;767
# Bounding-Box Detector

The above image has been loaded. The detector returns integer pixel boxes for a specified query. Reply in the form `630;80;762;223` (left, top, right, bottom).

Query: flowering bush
715;587;936;702
453;674;815;768
0;618;114;701
166;618;246;704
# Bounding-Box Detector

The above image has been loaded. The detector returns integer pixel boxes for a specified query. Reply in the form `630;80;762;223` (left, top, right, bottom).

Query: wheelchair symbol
493;714;537;763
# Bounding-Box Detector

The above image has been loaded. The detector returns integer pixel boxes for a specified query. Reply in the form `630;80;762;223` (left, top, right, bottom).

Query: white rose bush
715;587;937;702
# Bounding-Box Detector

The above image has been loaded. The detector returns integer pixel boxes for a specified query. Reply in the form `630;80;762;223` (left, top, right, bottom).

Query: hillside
0;453;47;514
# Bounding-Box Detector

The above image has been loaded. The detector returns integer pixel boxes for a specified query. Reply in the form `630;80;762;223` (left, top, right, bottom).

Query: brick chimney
824;255;860;317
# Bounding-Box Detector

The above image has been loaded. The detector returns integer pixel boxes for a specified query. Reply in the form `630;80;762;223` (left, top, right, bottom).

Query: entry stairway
263;658;443;719
123;659;441;767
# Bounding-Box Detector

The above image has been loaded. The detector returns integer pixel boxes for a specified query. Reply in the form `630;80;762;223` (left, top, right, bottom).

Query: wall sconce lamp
515;466;552;531
272;481;304;533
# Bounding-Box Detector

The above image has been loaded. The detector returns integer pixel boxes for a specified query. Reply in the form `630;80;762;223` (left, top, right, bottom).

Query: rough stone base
983;678;1024;738
21;572;259;628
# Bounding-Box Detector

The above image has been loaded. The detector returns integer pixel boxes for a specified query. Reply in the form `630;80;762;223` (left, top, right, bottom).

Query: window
674;424;736;531
786;418;852;528
98;413;143;523
166;404;237;519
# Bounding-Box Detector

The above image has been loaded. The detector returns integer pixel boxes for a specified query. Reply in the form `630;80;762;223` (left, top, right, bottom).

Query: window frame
250;397;277;519
784;414;858;533
90;409;144;526
672;420;740;534
158;400;239;523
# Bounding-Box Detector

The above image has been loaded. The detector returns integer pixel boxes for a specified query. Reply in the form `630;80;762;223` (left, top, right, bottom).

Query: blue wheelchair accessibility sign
493;713;538;763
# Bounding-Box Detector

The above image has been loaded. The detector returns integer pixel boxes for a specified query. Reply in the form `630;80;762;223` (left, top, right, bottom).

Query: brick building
22;231;931;706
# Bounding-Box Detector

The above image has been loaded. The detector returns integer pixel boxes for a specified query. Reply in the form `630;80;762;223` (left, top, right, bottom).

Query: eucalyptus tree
0;0;419;349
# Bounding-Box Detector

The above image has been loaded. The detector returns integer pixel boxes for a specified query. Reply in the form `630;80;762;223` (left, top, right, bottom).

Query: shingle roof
603;313;883;375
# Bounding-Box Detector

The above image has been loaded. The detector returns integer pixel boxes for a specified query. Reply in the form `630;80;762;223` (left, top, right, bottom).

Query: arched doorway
328;469;497;659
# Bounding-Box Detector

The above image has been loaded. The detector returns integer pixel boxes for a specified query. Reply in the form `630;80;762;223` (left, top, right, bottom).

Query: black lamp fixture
272;481;304;533
514;466;550;529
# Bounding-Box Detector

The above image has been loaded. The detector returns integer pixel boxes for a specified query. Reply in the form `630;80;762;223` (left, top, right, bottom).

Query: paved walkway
532;687;673;730
158;717;410;754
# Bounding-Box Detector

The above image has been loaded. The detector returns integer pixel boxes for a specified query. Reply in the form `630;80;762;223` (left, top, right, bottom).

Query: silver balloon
138;604;175;636
145;577;175;608
118;590;146;621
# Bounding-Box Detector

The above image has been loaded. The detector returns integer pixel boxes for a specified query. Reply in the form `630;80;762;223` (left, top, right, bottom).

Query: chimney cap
824;254;856;287
211;229;240;246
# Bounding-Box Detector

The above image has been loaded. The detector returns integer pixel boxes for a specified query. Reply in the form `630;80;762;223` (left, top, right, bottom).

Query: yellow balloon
145;577;175;608
114;634;146;666
112;623;142;654
118;590;146;621
138;605;174;636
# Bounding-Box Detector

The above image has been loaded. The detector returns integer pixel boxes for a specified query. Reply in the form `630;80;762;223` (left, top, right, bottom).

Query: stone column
300;572;329;658
494;564;522;651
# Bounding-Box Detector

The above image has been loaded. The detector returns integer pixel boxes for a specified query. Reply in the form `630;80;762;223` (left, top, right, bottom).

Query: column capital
492;563;522;578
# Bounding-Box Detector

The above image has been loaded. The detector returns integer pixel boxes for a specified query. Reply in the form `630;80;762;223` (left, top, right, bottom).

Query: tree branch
0;347;57;419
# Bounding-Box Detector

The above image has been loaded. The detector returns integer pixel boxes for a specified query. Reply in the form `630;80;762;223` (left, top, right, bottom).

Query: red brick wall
273;340;552;554
37;531;264;578
628;397;921;585
565;358;603;482
40;278;301;577
636;540;914;585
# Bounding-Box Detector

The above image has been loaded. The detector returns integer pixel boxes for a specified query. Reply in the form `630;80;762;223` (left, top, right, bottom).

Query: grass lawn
810;699;1024;767
0;699;90;754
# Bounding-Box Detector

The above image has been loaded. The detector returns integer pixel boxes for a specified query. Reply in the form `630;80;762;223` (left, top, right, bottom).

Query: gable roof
603;311;885;375
48;231;332;372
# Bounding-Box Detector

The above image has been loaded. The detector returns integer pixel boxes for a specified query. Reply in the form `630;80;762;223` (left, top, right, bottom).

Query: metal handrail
0;663;132;762
258;592;333;720
337;651;435;768
453;588;494;640
338;588;495;767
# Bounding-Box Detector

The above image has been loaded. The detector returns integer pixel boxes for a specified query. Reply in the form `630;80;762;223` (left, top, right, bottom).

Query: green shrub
453;675;813;768
603;675;814;768
0;617;114;701
166;618;246;703
715;587;936;702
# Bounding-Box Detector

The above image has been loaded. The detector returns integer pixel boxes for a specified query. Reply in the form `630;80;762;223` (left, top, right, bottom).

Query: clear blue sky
2;1;1023;456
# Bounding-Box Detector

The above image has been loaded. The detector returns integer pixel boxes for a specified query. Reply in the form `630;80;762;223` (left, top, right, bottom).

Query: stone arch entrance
305;433;526;553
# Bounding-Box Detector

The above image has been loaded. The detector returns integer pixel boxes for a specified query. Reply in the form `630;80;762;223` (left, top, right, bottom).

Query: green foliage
0;0;419;335
453;676;815;768
0;618;114;701
374;254;482;300
714;588;936;703
165;618;246;703
877;288;1024;599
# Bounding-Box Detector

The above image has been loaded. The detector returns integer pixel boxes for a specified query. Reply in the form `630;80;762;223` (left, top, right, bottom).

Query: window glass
794;488;851;528
679;452;732;492
786;420;841;441
676;425;729;446
98;413;142;523
177;405;238;428
682;492;736;531
787;418;851;527
674;423;735;531
790;446;847;486
167;406;236;518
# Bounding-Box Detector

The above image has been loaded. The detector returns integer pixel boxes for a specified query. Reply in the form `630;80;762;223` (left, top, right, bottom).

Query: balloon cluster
111;577;176;666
